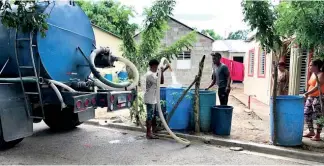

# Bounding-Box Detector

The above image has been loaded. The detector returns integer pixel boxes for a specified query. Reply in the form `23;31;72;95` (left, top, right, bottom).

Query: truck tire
43;105;82;131
0;121;24;150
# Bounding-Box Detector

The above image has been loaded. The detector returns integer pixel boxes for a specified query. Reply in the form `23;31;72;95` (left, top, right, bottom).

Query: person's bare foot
146;134;159;139
310;133;321;141
303;131;315;138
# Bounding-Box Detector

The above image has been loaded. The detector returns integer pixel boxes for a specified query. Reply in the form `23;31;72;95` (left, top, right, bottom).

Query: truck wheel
0;122;24;150
43;105;82;131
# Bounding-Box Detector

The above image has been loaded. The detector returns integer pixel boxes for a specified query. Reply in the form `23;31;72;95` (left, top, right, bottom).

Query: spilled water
169;72;182;88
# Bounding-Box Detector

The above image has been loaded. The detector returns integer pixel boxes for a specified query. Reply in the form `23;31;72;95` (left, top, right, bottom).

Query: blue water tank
166;87;193;130
189;90;216;132
0;1;95;82
270;95;304;146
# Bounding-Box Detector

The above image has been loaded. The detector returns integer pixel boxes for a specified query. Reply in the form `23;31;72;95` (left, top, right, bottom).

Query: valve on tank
94;47;118;68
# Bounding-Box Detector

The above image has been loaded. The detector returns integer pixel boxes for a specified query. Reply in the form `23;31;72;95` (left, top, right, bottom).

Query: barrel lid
37;2;95;82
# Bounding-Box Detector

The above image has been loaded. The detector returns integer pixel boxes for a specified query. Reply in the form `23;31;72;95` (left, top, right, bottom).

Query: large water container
0;1;94;82
160;87;166;101
270;96;304;146
166;87;193;130
211;105;233;135
189;90;216;132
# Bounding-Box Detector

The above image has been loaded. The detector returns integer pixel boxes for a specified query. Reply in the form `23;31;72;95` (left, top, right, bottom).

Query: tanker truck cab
0;1;137;150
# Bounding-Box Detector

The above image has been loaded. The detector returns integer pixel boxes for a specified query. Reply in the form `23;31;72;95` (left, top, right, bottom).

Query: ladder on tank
14;30;45;119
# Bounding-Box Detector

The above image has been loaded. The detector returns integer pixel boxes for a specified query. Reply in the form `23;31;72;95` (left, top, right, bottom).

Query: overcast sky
117;0;249;38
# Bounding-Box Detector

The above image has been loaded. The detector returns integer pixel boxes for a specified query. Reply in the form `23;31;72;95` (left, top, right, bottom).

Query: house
92;24;125;78
243;32;312;105
212;40;248;63
134;17;214;87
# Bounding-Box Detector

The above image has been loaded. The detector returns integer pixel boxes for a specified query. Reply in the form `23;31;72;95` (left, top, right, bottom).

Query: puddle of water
109;140;121;144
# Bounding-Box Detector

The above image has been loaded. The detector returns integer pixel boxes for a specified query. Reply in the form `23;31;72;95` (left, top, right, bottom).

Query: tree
275;1;324;57
0;1;48;37
115;0;197;122
242;1;287;145
76;0;138;37
201;29;222;40
118;0;198;73
227;30;249;40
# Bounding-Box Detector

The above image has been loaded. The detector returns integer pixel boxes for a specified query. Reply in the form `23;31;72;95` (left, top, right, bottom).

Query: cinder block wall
135;19;213;89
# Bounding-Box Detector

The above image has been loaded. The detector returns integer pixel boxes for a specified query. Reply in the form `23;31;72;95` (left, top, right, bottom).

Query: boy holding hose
144;59;169;139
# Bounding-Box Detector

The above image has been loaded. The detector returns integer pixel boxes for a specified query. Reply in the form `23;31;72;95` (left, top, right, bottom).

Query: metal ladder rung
15;31;45;120
25;92;39;95
19;66;33;69
16;38;30;41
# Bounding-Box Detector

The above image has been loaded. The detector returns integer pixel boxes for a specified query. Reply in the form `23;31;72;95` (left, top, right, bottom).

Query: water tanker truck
0;1;139;149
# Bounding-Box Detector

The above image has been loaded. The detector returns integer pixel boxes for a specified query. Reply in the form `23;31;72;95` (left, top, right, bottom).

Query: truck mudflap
0;83;33;142
96;90;135;111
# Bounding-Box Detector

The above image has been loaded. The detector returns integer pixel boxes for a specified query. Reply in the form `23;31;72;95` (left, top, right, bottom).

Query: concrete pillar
288;46;302;95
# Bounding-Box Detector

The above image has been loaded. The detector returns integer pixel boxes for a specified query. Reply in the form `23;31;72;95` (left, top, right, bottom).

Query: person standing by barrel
205;52;232;105
303;59;324;141
144;59;169;139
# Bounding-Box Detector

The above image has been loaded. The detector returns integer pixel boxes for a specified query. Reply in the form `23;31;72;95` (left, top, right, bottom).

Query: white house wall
243;40;272;105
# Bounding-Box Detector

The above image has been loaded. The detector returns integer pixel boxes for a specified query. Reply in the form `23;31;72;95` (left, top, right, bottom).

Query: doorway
233;56;244;63
232;56;244;83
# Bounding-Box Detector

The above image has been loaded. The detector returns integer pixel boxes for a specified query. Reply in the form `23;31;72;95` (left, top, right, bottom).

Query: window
176;51;191;69
258;48;266;77
248;49;255;77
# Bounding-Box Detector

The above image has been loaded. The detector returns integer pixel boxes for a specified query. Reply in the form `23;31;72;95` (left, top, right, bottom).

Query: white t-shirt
144;71;158;104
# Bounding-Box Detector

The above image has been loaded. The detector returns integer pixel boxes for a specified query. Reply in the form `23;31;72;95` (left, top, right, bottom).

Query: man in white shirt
144;59;169;139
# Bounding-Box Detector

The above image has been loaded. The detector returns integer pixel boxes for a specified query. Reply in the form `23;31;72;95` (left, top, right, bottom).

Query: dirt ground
94;93;270;144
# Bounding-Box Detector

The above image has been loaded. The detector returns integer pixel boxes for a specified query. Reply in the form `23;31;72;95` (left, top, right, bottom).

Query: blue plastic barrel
104;74;113;81
160;87;166;100
189;90;216;132
270;95;304;146
166;87;193;130
118;71;128;81
211;106;233;135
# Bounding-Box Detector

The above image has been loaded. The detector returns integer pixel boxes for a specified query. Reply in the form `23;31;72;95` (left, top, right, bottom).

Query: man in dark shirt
206;52;232;105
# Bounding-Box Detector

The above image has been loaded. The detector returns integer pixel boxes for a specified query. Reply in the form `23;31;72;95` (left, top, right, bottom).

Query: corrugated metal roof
212;40;248;53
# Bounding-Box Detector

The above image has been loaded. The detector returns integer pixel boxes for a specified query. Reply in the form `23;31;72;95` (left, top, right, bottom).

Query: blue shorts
146;104;157;121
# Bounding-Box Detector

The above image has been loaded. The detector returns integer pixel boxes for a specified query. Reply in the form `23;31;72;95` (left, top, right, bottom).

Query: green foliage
126;0;197;121
227;30;250;40
76;0;138;37
242;1;282;53
316;116;324;127
275;1;324;57
123;0;197;74
157;31;197;62
0;0;48;37
136;0;175;71
201;29;222;40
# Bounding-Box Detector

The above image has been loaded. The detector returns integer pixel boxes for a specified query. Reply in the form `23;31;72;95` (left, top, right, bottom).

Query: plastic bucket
104;74;113;81
270;95;304;146
166;87;193;130
118;71;128;81
211;105;233;135
189;90;216;132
